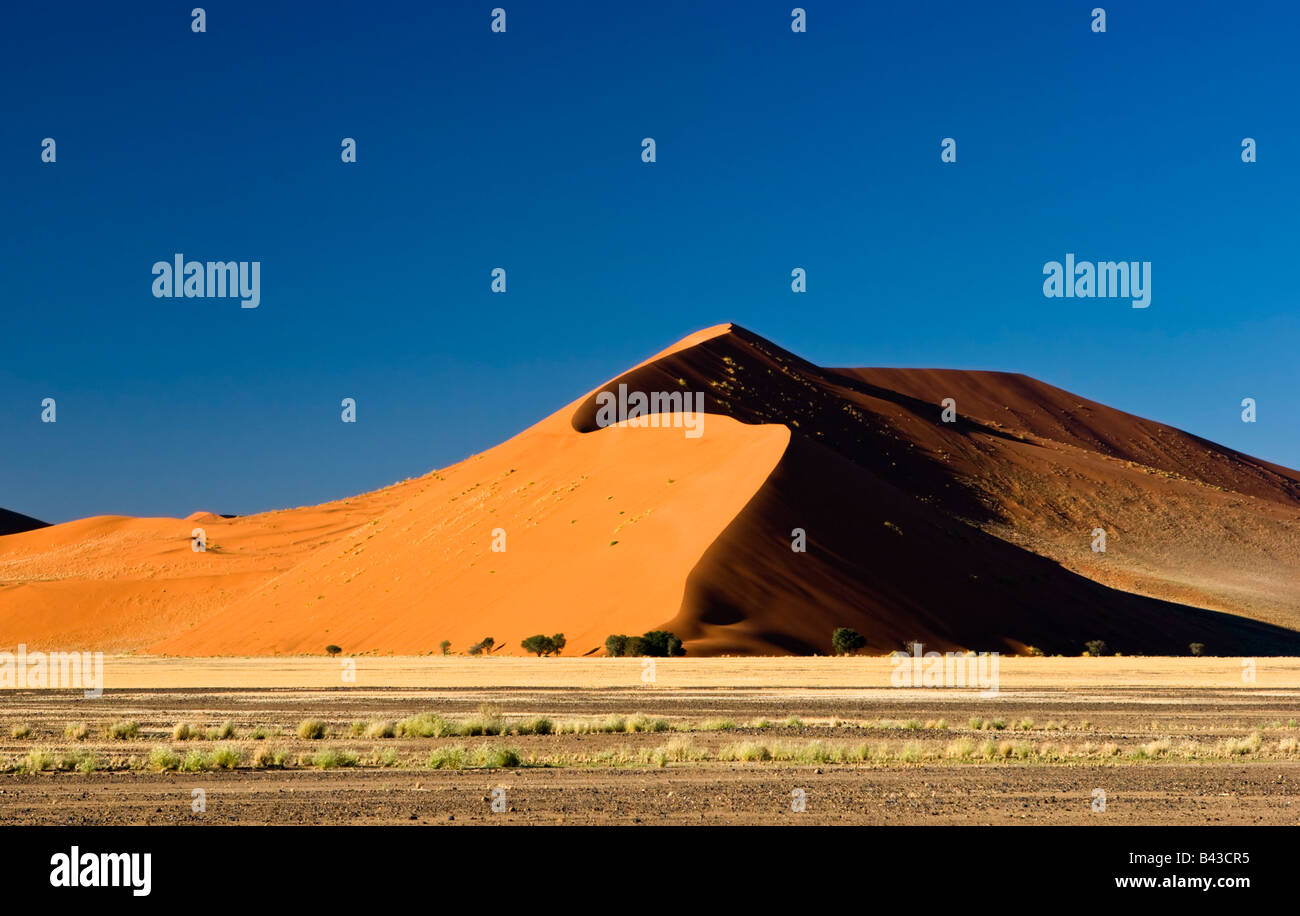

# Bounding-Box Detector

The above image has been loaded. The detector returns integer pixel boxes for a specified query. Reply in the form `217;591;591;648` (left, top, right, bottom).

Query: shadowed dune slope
571;324;1300;655
0;509;48;537
3;323;1299;656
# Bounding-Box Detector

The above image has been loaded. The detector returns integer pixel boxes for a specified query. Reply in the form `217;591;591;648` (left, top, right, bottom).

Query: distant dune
3;323;1300;656
0;509;48;537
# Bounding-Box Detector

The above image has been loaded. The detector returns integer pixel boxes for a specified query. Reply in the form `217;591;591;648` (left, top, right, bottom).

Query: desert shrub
795;741;835;764
1219;731;1262;756
1142;738;1172;758
831;627;867;655
652;737;705;765
458;716;504;737
470;744;520;768
312;748;358;769
1189;642;1205;656
65;722;90;741
172;722;197;741
467;637;495;656
516;716;553;735
624;714;668;733
296;719;327;740
251;746;281;768
325;645;342;656
181;750;210;772
149;747;181;772
211;745;242;769
1025;646;1045;657
898;742;924;763
719;741;772;762
699;718;738;731
211;721;236;740
10;724;31;739
372;747;399;767
106;721;139;740
364;720;396;739
945;738;976;759
1084;640;1109;657
427;746;467;769
461;704;505;736
397;713;454;738
23;749;57;772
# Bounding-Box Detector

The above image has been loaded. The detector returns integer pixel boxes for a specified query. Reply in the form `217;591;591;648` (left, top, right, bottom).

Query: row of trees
434;631;684;657
424;631;681;657
605;630;685;657
334;631;1210;657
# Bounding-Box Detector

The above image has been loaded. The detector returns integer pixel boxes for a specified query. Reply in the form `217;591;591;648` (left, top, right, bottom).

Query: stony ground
1;684;1297;825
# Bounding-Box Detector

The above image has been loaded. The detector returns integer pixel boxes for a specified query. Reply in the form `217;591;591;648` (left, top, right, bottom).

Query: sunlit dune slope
149;410;788;656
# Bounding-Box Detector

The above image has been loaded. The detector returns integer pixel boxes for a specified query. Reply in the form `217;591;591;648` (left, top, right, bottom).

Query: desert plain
1;656;1297;826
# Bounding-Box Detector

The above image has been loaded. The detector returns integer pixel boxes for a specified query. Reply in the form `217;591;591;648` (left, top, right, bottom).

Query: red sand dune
3;323;1299;656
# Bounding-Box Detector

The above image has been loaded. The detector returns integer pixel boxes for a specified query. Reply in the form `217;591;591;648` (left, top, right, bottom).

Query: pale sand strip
4;656;1294;690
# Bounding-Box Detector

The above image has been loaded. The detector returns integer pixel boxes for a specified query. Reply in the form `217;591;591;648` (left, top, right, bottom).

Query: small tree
831;628;866;656
1084;639;1108;657
468;636;495;656
325;644;342;657
605;634;628;657
1189;642;1205;657
521;635;556;657
551;633;566;656
439;640;451;656
625;636;647;657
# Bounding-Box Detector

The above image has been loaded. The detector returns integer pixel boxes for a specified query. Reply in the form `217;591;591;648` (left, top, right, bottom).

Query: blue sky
2;1;1298;523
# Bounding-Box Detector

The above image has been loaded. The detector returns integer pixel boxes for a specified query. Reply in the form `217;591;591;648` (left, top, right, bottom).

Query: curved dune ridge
3;323;1300;656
